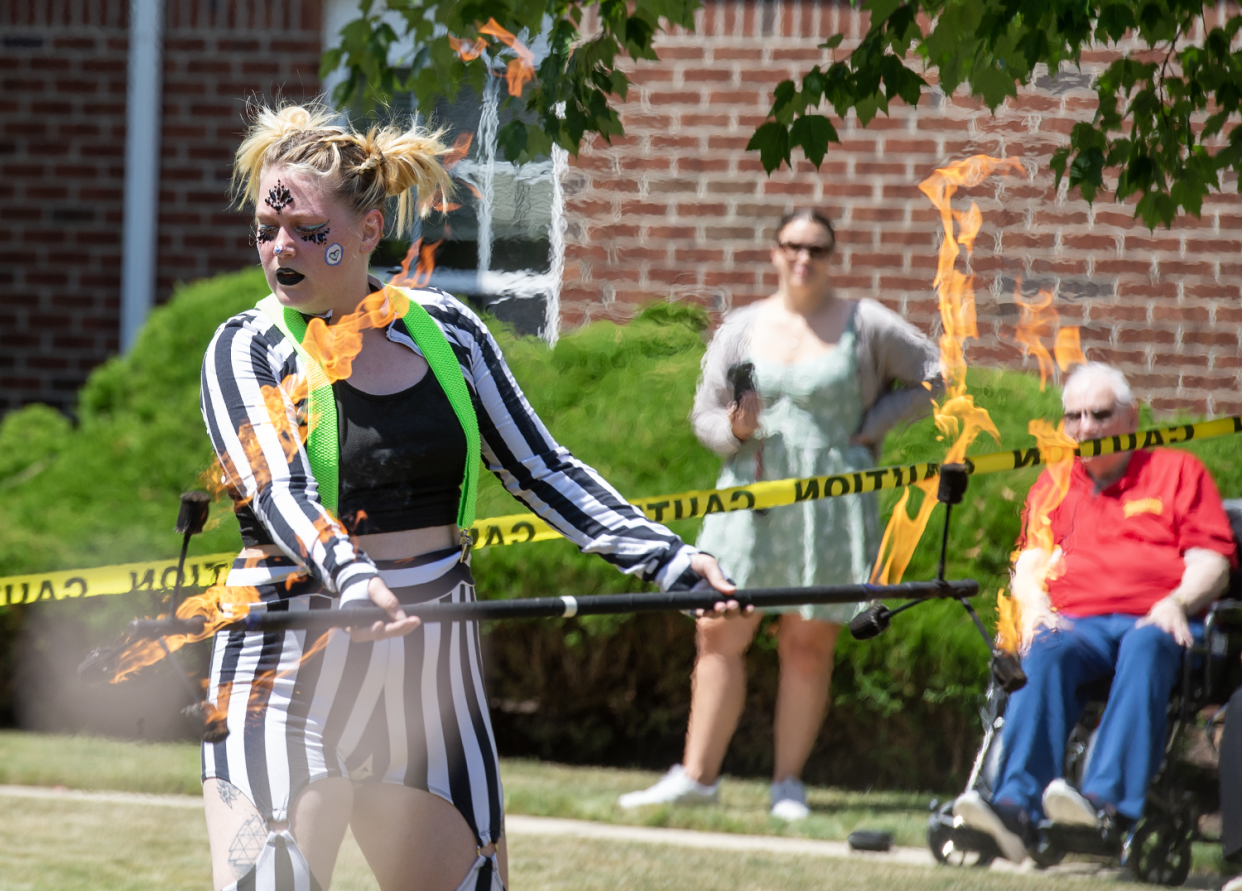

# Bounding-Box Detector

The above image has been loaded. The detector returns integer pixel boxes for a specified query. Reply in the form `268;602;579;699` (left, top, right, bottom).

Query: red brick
646;90;703;106
682;69;733;82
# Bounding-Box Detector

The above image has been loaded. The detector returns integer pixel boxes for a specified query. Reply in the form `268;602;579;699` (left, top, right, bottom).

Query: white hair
1062;362;1135;408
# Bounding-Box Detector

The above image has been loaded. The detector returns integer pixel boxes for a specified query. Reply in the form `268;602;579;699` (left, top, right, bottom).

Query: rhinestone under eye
300;226;330;245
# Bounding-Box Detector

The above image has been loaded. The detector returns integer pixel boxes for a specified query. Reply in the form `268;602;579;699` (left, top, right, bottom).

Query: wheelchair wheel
927;817;954;864
1125;817;1193;886
1029;837;1065;870
927;804;999;867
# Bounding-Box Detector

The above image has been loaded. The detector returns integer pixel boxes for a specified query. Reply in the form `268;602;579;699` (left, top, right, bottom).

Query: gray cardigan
691;299;943;461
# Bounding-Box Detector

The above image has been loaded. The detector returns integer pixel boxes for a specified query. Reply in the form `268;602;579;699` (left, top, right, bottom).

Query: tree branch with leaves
326;0;1242;228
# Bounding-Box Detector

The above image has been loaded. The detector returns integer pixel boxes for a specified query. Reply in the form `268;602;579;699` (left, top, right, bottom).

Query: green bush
2;269;1238;791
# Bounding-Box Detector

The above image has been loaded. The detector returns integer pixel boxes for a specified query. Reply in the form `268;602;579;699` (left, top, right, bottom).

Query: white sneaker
1042;778;1101;827
953;790;1029;863
618;765;719;808
770;777;810;821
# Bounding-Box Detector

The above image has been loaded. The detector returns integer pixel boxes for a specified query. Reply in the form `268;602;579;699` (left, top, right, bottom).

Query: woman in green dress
620;209;941;818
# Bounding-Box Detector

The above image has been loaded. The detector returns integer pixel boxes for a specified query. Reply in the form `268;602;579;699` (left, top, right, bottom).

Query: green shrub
2;269;1238;791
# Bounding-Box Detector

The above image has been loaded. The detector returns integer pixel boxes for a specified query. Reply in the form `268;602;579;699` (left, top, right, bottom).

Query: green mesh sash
257;290;479;530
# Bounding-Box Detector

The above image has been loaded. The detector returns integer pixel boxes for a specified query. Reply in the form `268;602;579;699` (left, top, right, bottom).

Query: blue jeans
993;614;1195;822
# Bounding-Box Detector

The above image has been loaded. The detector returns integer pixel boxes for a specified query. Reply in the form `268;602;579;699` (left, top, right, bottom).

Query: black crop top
236;370;467;542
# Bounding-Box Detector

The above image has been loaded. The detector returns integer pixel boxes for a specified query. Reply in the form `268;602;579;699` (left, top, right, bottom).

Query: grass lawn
0;730;934;846
0;791;1178;891
0;731;1227;889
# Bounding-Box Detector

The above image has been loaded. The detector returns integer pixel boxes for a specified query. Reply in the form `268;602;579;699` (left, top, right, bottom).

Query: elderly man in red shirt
953;362;1237;863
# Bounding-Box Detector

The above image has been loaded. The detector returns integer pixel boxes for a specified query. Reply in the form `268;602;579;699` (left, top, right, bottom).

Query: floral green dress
695;311;880;622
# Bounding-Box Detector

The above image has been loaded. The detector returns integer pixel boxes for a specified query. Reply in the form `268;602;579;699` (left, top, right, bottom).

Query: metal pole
120;0;164;352
126;579;980;637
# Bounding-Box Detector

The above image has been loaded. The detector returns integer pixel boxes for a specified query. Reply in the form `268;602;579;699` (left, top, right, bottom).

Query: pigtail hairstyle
232;102;454;237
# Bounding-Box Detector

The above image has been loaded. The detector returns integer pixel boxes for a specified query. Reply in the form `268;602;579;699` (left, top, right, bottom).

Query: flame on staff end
110;584;261;684
870;156;1015;586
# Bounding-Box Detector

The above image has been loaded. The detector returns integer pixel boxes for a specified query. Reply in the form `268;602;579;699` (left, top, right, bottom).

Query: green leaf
970;57;1019;108
746;121;791;173
802;67;827;102
498;120;528;162
864;0;904;24
524;123;554;159
819;34;845;50
789;114;839;167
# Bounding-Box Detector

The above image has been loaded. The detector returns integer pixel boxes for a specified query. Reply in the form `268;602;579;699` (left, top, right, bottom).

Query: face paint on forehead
264;180;293;214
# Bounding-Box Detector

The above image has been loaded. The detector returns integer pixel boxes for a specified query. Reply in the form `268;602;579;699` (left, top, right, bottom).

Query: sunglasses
777;242;833;260
1062;407;1116;424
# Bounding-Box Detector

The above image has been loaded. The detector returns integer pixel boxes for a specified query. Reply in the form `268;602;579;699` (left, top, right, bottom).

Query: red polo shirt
1019;448;1237;617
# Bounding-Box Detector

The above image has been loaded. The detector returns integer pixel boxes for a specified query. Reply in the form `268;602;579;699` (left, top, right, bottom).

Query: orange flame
870;479;940;586
1012;283;1087;391
1054;326;1085;372
1014;286;1058;390
996;588;1022;653
995;418;1078;650
445;133;474;170
389;239;443;289
111;578;341;736
111;583;261;684
449;35;487;61
1018;418;1077;556
478;18;537;97
301;288;410;382
870;156;1015;584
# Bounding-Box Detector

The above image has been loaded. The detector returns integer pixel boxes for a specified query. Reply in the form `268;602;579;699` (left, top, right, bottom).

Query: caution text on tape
3;415;1237;604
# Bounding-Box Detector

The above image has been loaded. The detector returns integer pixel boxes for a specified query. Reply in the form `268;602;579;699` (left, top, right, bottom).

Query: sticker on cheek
324;244;344;266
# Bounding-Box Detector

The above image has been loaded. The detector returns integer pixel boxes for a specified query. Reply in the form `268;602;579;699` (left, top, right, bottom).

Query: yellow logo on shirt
1123;497;1163;518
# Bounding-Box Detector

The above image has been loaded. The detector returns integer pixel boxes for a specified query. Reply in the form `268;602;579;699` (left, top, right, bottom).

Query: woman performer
620;209;940;819
200;103;731;891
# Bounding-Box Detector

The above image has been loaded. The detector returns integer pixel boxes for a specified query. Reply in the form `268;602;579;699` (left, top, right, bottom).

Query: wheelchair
925;499;1242;885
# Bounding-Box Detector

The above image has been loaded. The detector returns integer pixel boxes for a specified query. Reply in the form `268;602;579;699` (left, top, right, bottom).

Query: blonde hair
232;103;453;237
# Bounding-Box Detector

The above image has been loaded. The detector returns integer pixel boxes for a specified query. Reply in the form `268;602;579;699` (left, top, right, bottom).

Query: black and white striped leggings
201;562;503;851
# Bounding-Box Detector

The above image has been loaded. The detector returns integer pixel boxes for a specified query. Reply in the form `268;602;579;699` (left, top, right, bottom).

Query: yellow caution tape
3;415;1238;605
463;415;1240;547
1;554;235;606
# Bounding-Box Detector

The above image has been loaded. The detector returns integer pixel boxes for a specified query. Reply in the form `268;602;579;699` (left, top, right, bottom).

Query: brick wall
3;0;1239;417
0;0;321;415
562;0;1242;416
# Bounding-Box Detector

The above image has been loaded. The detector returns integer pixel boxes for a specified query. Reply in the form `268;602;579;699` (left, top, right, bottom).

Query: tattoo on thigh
217;781;239;809
228;814;268;876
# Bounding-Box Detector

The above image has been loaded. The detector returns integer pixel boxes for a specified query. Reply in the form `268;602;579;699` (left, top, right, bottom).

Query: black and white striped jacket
200;287;699;603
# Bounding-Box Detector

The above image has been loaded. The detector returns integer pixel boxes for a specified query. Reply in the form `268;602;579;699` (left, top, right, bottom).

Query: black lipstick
276;267;305;286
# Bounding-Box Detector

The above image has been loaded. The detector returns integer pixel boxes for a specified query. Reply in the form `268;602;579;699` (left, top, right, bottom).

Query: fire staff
200;103;732;891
